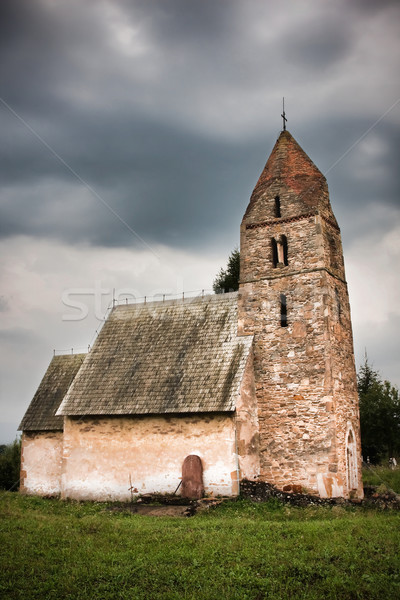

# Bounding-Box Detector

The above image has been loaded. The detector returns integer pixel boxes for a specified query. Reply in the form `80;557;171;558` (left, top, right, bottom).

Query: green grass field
1;491;399;600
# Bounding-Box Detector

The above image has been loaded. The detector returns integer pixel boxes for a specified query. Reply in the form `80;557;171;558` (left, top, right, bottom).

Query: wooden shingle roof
57;292;252;416
19;354;85;431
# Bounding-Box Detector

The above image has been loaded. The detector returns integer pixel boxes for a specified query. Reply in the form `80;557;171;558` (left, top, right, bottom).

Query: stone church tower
238;129;363;499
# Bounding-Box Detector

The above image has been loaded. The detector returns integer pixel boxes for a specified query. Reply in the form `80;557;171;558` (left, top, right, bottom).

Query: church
19;127;364;501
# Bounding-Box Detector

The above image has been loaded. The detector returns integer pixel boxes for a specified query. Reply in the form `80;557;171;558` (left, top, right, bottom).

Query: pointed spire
254;130;325;194
244;130;332;221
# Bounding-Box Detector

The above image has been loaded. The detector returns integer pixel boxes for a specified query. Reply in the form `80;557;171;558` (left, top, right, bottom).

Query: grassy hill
1;491;399;600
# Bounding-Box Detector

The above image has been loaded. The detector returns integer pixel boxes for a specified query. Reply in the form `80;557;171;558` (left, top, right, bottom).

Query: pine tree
213;249;240;294
358;356;400;462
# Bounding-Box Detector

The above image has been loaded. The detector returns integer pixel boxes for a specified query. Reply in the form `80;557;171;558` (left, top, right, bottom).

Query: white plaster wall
61;414;238;501
20;431;63;496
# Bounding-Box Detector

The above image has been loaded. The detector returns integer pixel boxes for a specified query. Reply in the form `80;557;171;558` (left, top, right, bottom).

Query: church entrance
181;455;204;499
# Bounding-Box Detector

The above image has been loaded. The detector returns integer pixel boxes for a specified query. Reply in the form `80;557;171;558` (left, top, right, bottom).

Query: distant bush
0;438;21;491
362;465;400;494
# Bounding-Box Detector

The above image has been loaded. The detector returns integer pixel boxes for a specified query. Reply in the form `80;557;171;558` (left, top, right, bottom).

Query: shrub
0;438;21;491
362;465;400;494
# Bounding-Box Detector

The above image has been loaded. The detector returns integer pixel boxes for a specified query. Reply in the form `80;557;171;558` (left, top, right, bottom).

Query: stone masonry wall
241;215;333;285
323;273;363;498
239;270;342;496
239;154;363;498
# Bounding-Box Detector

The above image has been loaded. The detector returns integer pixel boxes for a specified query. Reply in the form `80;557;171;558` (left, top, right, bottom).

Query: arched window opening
346;429;358;492
275;196;281;218
271;238;278;268
274;236;288;267
280;294;287;327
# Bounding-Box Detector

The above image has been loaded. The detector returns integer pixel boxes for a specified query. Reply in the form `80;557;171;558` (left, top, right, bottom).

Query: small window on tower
272;238;278;268
274;236;288;266
335;288;342;323
328;235;338;270
275;196;281;218
281;235;288;266
280;294;288;327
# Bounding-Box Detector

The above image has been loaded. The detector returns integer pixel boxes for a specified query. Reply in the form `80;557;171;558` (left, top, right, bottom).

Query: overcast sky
1;0;399;443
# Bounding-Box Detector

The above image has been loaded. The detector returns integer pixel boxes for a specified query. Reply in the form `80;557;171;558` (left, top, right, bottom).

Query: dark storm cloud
0;0;115;93
1;106;398;250
0;0;399;253
295;118;400;229
118;0;238;42
0;111;262;248
0;0;256;248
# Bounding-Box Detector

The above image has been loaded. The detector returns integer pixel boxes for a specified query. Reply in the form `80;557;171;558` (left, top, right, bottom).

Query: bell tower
238;129;363;499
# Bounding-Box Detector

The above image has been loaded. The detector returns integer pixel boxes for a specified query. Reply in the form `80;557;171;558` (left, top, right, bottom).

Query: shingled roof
57;292;252;416
19;354;85;431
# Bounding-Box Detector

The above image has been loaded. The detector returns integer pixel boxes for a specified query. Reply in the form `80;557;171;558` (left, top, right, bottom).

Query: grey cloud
117;0;239;43
0;297;9;312
283;18;352;71
349;0;400;14
1;99;399;253
290;117;400;243
0;326;47;346
353;314;400;389
0;118;263;249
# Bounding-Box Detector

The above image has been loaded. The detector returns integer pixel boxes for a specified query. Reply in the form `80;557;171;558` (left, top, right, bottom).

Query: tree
213;249;240;294
358;356;400;463
0;438;21;491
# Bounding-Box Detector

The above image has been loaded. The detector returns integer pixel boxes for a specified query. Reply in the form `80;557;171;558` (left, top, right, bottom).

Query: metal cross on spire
281;97;287;131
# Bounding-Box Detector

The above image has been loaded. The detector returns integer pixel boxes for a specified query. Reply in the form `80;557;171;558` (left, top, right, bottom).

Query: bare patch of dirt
104;482;400;517
240;479;400;509
131;504;193;517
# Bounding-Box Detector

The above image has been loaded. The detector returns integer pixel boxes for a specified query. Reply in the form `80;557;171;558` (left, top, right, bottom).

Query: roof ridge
112;291;238;311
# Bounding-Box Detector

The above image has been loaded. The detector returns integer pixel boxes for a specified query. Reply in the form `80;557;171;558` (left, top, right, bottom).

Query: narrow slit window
275;196;281;218
281;235;288;266
328;236;337;270
275;236;288;266
272;238;278;268
335;288;342;322
280;293;288;327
